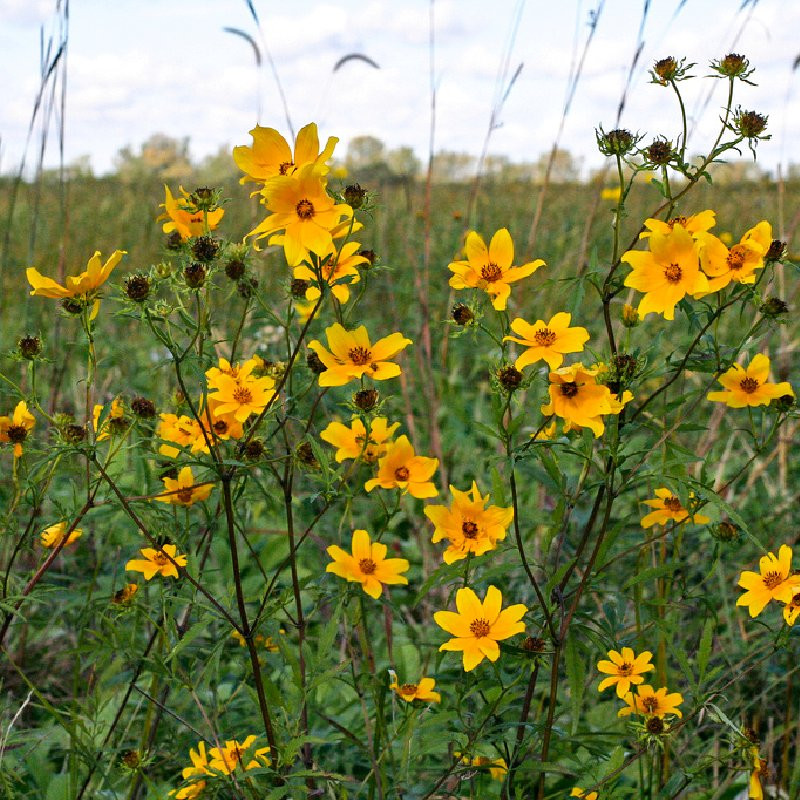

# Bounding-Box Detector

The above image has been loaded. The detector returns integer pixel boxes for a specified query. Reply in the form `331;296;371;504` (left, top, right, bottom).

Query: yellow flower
181;741;210;780
40;522;82;549
541;363;625;437
531;421;558;441
158;186;224;241
601;186;621;201
230;629;280;652
389;674;441;703
319;416;400;462
364;435;438;498
207;735;270;774
326;529;409;599
459;754;508;781
618;684;683;718
639;210;716;239
424;481;513;564
737;544;800;618
622;224;708;320
640;488;711;528
157;413;207;458
696;221;772;293
748;745;766;800
233;122;337;184
596;647;654;698
707;353;793;408
171;782;206;800
112;583;138;604
27;249;125;308
308;324;412;387
0;401;36;457
156;466;214;506
448;229;544;310
783;587;800;626
293;240;366;304
93;397;125;441
504;312;590;371
434;585;527;671
248;164;353;264
571;788;599;800
126;543;187;580
206;358;276;423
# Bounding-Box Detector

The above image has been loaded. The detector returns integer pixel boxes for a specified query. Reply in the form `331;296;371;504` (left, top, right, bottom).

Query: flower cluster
622;212;774;320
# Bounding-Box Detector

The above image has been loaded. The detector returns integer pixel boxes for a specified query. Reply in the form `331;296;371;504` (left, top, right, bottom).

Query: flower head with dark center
434;585;527;671
448;228;544;310
707;353;793;408
326;529;409;599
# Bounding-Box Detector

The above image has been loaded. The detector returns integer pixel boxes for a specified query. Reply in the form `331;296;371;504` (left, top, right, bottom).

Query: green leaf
697;618;714;684
565;633;586;735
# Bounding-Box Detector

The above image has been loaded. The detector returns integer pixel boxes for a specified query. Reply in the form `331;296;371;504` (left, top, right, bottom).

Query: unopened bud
353;388;379;411
18;335;42;360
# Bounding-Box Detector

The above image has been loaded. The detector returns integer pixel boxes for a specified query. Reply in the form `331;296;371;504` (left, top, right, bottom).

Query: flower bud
296;441;319;468
18;335;42;360
344;183;367;209
522;636;545;653
597;127;636;157
189;186;221;212
240;439;265;461
62;298;83;315
734;109;768;139
774;394;796;413
621;304;640;328
452;304;474;326
183;262;206;289
711;53;753;80
191;235;220;262
759;297;788;319
131;396;157;418
224;258;246;280
237;277;258;299
358;249;376;267
496;365;523;392
291;278;310;298
306;351;327;375
353;388;379;411
63;423;87;444
125;274;151;302
645;138;673;166
765;240;786;262
713;521;741;543
645;717;665;735
166;231;183;250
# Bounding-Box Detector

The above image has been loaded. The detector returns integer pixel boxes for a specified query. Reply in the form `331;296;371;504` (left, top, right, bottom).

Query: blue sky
1;0;797;176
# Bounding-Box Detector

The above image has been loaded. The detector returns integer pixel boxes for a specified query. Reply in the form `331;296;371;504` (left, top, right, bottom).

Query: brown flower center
177;488;194;504
641;696;660;713
394;466;410;482
152;552;170;566
762;570;784;590
400;683;417;695
233;385;254;404
279;161;294;175
668;216;688;229
213;420;228;434
663;496;682;511
560;381;579;398
618;662;633;676
727;245;747;271
534;327;557;347
6;425;28;444
359;558;377;575
470;618;491;638
348;346;372;365
740;377;759;394
664;263;682;283
480;263;502;282
296;199;314;220
462;520;479;539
